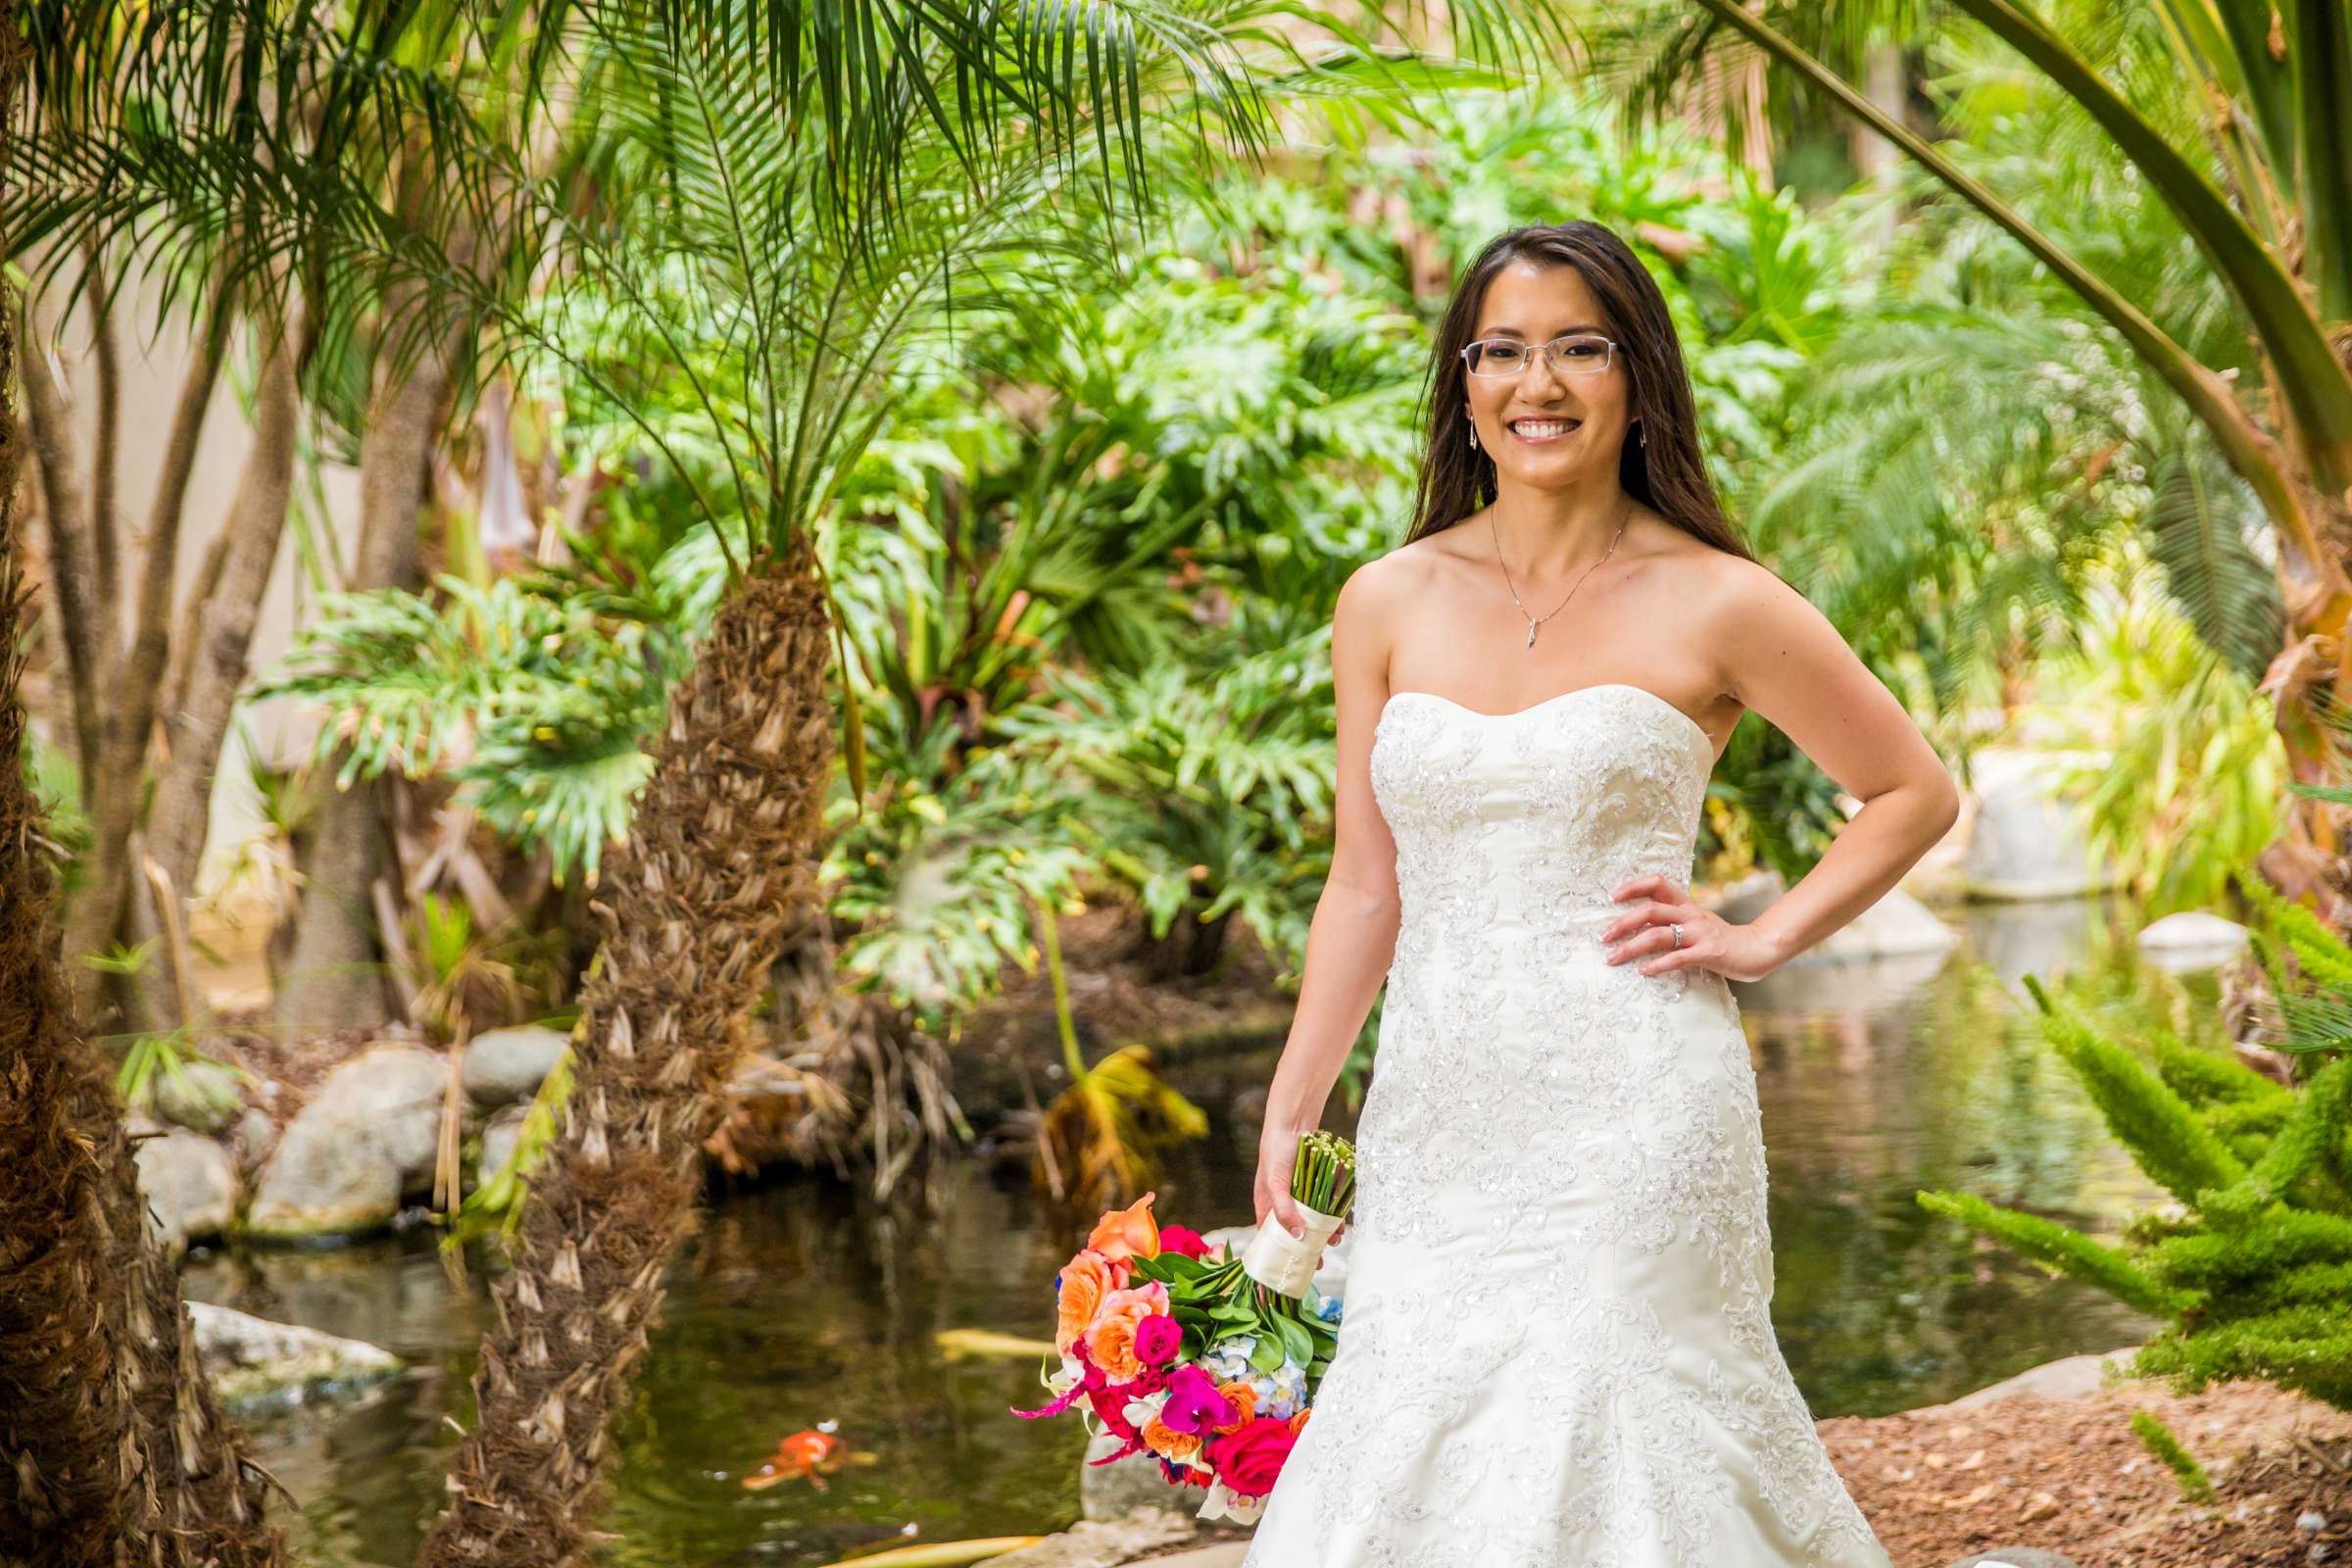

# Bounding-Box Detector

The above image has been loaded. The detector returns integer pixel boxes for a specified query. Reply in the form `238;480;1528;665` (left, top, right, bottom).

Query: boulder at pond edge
246;1044;447;1242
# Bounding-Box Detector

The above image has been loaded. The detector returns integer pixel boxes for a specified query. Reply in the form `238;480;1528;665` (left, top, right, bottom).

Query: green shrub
1920;871;2352;1411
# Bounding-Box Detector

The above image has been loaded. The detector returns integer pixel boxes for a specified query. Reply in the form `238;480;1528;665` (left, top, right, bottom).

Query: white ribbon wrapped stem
1239;1199;1345;1298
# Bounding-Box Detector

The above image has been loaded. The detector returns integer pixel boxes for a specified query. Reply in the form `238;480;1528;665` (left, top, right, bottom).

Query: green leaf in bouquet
1167;1305;1216;1340
1130;1254;1181;1285
1274;1313;1314;1370
1248;1333;1288;1374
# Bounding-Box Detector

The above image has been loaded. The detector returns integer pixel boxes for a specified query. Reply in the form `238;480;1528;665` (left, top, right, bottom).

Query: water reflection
183;893;2215;1563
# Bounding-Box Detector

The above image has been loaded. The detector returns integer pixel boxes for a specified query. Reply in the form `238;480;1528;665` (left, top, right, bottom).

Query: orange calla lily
1086;1190;1160;1263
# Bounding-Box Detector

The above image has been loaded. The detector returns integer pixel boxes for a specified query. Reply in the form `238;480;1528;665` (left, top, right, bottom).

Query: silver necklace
1490;499;1633;649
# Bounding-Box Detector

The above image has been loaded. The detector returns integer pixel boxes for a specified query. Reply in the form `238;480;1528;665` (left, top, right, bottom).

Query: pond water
183;893;2215;1566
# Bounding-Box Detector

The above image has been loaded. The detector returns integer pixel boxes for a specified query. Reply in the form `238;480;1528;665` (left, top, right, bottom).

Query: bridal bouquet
1010;1132;1356;1524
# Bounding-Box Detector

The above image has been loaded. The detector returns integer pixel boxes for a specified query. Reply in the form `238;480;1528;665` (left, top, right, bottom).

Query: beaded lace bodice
1371;681;1715;972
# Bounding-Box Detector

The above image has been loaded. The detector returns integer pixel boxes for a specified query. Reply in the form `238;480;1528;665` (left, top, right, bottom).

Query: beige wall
34;279;367;898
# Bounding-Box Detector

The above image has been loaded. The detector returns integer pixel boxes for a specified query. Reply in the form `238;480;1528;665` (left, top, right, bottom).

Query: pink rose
1134;1313;1183;1367
1156;1225;1212;1260
1209;1416;1298;1496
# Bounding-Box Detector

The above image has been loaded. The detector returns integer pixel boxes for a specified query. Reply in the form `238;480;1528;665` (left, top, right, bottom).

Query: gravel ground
1820;1378;2352;1567
1124;1379;2352;1567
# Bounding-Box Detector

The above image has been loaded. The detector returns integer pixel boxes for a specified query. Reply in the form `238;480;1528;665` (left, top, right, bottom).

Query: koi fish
741;1421;877;1491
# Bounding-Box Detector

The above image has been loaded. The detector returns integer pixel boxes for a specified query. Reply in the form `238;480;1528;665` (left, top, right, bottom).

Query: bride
1238;220;1958;1565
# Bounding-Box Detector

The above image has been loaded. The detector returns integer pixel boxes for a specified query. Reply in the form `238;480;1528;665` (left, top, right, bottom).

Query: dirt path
1820;1377;2352;1567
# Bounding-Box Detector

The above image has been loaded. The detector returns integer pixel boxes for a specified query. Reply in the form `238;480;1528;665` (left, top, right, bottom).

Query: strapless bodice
1369;682;1715;961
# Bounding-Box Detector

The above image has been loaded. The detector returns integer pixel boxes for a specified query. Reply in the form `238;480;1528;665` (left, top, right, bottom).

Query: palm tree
0;4;284;1557
1597;0;2352;908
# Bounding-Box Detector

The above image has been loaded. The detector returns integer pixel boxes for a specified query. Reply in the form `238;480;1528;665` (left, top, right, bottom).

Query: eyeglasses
1459;332;1620;378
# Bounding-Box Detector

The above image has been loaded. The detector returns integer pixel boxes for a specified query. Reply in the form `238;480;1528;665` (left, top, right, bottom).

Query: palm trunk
0;289;282;1568
276;327;455;1030
0;493;137;1555
129;316;305;1026
416;538;836;1568
47;288;233;1024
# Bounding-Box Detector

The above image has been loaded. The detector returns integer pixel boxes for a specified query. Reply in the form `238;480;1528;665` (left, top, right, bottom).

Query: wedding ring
1671;923;1684;949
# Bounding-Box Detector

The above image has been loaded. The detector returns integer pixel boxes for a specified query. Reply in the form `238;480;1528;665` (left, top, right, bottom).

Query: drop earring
1635;418;1646;448
1465;410;1480;453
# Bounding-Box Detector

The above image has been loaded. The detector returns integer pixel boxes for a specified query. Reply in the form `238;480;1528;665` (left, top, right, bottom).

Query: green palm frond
2142;429;2283;683
255;575;683;883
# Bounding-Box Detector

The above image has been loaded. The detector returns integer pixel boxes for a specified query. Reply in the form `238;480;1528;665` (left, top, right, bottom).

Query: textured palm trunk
416;537;836;1568
0;301;283;1568
0;507;136;1558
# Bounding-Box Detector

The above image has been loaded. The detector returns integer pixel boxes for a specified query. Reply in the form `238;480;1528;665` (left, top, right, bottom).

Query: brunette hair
1403;220;1755;564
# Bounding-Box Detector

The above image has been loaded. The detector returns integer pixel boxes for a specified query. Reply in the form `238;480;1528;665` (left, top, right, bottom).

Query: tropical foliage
1598;0;2352;909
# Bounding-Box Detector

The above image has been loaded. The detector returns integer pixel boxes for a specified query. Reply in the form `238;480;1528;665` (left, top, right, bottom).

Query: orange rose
1083;1283;1168;1382
1287;1407;1309;1436
1054;1250;1116;1356
1087;1190;1160;1265
1143;1415;1202;1460
1212;1381;1258;1435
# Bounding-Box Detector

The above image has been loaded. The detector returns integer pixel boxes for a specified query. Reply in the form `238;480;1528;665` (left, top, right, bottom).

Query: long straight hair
1403;221;1755;564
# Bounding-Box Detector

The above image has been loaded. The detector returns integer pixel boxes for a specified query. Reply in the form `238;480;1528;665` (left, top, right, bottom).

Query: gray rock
476;1102;531;1190
2136;910;2250;974
984;1506;1196;1567
1960;748;2121;900
1081;1431;1190;1523
247;1045;448;1241
133;1127;238;1255
150;1059;246;1134
1709;867;1787;927
1937;1347;2139;1412
187;1300;402;1414
231;1106;279;1172
461;1025;567;1107
247;1126;401;1242
1949;1550;2082;1568
1782;885;1962;967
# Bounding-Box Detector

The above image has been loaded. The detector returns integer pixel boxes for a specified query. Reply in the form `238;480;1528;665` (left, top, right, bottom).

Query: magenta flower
1134;1313;1183;1367
1157;1225;1212;1260
1157;1364;1238;1437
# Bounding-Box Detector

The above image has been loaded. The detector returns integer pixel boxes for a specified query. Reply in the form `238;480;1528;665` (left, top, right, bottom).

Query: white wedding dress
1240;683;1890;1568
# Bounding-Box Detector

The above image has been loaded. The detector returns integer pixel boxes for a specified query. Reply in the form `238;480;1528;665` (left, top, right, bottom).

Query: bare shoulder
1687;550;1866;712
1625;519;1770;622
1337;533;1460;629
1690;548;1807;623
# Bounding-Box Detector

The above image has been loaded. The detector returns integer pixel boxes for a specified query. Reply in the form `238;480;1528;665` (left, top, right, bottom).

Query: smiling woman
1236;220;1960;1565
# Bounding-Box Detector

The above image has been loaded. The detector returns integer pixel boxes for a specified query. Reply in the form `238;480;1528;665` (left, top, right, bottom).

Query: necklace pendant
1525;618;1539;649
